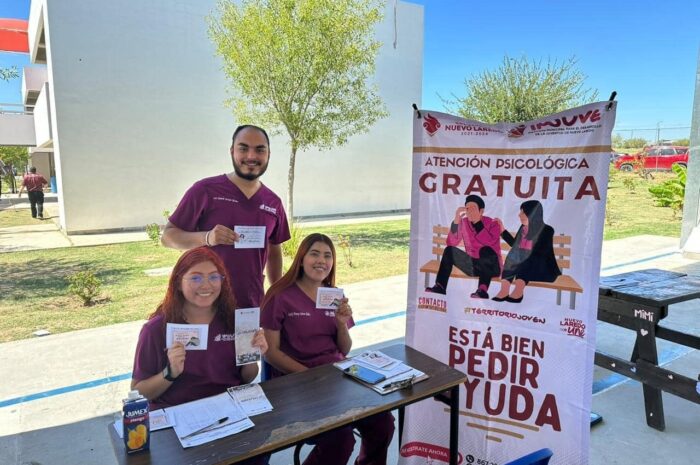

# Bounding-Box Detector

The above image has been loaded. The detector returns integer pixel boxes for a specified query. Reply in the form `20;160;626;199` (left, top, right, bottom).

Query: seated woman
131;247;268;463
261;233;395;465
493;200;561;303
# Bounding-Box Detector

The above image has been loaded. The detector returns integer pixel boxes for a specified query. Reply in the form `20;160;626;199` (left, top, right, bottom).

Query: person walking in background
492;200;561;303
18;167;48;219
425;194;503;299
162;125;290;308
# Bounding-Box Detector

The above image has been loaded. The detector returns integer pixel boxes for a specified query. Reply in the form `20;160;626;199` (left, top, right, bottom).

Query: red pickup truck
614;145;689;171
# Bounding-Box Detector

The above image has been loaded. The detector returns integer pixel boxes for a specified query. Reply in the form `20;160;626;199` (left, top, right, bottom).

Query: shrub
673;138;690;147
68;271;102;306
282;221;304;258
145;223;161;245
648;164;686;217
622;137;648;149
622;176;636;192
337;235;355;268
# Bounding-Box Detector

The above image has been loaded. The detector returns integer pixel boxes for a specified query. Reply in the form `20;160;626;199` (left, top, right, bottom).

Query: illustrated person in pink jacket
425;195;503;299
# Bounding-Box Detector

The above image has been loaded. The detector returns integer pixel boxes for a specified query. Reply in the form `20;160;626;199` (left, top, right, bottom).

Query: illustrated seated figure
425;194;503;299
493;200;562;303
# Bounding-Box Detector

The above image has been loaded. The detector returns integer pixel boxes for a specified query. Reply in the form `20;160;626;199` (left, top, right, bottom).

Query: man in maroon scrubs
162;125;291;308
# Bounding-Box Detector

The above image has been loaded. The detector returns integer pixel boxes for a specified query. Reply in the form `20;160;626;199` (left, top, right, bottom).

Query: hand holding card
316;287;344;309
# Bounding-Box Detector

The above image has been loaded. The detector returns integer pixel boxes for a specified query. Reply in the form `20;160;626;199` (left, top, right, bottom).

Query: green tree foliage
612;133;624;148
444;55;598;123
0;146;29;192
0;66;19;82
673;138;690;146
208;0;387;218
648;163;686;217
621;137;648;149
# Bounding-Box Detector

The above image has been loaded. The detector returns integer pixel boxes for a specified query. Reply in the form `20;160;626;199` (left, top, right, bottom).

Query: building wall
42;0;423;233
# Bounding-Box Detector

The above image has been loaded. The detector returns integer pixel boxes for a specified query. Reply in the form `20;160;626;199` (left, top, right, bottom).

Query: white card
235;307;261;365
166;323;209;350
316;287;344;310
234;225;266;249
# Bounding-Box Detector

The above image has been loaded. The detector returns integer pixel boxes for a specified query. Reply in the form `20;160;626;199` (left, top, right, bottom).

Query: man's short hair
464;194;485;210
231;125;270;147
29;167;37;173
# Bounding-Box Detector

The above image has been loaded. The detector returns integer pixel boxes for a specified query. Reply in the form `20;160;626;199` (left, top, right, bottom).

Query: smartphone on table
343;364;386;385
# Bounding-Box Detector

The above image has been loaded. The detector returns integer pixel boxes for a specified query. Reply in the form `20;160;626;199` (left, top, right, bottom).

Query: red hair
261;233;336;311
150;247;237;331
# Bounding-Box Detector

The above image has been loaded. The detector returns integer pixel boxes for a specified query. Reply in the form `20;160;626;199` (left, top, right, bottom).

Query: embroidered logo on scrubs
214;333;235;342
213;196;239;203
259;204;277;215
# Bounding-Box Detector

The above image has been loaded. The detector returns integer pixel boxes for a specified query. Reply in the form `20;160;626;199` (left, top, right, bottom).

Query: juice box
122;390;150;454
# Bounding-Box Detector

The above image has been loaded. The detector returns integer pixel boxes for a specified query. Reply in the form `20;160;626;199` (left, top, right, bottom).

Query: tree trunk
287;145;297;221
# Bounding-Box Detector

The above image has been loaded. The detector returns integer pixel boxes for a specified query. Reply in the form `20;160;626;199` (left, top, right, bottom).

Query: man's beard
233;160;268;181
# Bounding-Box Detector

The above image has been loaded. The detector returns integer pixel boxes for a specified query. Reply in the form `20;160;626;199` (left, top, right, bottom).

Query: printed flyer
401;102;616;465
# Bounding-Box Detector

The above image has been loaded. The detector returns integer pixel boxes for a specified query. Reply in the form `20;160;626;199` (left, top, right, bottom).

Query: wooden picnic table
596;268;700;431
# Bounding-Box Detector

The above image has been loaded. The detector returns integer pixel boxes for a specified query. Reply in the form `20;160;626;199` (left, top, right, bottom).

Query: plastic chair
503;448;553;465
260;358;273;381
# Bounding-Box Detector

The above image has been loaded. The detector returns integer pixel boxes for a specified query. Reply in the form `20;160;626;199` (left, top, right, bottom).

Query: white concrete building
10;0;423;233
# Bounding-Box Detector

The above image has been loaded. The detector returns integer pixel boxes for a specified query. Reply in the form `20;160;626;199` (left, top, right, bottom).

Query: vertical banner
402;102;616;465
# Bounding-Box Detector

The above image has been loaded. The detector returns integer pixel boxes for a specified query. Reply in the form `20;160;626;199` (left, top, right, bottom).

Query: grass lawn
605;170;681;239
0;221;410;342
0;207;46;228
0;171;682;342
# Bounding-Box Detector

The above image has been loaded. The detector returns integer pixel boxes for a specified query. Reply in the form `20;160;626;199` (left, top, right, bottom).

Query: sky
2;0;699;141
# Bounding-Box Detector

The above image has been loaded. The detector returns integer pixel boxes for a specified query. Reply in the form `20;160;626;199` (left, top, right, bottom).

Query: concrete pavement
0;218;699;464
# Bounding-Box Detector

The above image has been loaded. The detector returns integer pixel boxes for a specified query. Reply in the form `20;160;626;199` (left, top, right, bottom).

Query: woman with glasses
261;233;394;465
130;246;268;410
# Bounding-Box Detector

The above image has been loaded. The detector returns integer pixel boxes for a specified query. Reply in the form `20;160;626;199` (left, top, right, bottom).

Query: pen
180;416;229;440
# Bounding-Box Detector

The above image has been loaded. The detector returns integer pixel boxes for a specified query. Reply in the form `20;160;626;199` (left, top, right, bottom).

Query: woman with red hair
131;246;267;409
262;233;394;465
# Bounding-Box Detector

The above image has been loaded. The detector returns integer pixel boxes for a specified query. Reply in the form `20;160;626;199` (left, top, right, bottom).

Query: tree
0;66;19;82
0;146;29;193
673;138;690;146
208;0;387;219
622;137;648;149
444;55;599;124
612;133;624;148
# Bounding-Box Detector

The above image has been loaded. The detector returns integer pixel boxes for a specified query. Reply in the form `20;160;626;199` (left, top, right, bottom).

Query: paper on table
167;392;253;448
316;287;344;310
353;350;397;369
112;409;174;438
227;383;273;416
335;351;409;378
235;307;261;365
166;323;209;350
234;225;266;249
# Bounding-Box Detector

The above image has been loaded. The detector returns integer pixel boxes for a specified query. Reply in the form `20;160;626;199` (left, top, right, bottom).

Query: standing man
18;167;49;219
425;195;502;299
162;125;291;308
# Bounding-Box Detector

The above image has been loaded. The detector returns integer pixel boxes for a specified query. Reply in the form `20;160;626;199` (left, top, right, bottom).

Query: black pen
181;416;229;439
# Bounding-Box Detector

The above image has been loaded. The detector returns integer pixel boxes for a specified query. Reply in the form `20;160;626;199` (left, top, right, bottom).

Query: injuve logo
423;113;441;136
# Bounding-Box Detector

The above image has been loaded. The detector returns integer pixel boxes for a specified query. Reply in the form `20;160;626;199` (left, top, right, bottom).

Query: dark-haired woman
131;246;267;409
493;200;561;303
261;233;394;465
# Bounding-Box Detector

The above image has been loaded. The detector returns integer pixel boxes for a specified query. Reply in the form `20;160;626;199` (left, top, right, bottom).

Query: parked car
611;151;627;163
614;145;689;171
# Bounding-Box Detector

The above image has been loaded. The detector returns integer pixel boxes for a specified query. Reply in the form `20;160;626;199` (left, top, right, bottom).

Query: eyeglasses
381;375;416;391
185;273;225;286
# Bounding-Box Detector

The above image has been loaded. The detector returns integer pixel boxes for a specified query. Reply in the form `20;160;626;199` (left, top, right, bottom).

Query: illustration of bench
419;225;583;309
